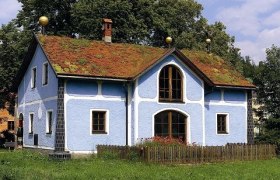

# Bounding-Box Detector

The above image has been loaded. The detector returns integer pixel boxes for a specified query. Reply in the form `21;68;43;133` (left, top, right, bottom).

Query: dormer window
42;62;48;85
159;65;183;102
31;67;36;89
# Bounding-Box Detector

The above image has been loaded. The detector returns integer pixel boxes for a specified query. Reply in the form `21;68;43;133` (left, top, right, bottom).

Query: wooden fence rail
97;144;276;164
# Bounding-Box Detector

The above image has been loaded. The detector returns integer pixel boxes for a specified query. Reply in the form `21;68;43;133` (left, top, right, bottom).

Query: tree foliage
254;45;280;150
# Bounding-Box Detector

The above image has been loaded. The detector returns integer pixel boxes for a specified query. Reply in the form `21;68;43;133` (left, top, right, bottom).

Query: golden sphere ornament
206;38;211;44
39;16;49;26
165;37;172;44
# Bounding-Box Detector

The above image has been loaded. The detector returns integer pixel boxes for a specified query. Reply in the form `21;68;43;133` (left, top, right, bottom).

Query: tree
254;45;280;151
0;21;30;109
17;0;76;35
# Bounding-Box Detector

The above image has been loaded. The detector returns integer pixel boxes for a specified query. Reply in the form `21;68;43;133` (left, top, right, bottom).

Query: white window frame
90;109;109;135
46;110;53;134
216;113;229;135
29;113;34;134
31;66;37;89
42;62;49;86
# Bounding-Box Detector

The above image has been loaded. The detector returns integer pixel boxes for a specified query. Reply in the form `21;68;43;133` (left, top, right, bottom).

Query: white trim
205;101;247;107
152;108;191;144
42;61;49;86
134;79;139;143
29;112;34;134
46;109;53;134
216;113;230;135
127;84;132;146
18;96;58;107
31;66;37;89
202;82;205;146
90;109;110;135
57;74;128;82
97;81;102;95
221;89;224;102
66;95;125;102
23;144;54;150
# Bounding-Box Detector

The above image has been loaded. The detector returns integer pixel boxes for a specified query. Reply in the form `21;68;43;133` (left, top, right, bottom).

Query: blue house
13;20;255;155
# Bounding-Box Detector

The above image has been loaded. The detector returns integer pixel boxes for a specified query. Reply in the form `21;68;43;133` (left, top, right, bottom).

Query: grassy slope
0;150;279;180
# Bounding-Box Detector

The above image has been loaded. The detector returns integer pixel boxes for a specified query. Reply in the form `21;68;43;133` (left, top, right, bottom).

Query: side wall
65;80;128;153
17;45;58;149
204;89;247;145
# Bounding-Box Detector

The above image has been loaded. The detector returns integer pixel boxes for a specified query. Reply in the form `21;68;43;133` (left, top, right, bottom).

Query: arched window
154;110;187;141
159;65;182;102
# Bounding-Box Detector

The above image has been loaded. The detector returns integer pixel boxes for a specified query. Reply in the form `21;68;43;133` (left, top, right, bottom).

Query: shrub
137;136;188;147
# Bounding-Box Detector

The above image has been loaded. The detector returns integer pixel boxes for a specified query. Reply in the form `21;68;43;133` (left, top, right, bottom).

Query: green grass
0;149;279;180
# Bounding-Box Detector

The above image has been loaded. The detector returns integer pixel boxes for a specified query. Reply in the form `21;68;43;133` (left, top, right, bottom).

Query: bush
137;136;188;147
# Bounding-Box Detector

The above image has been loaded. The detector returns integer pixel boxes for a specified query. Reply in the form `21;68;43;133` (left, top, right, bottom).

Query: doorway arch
154;110;187;141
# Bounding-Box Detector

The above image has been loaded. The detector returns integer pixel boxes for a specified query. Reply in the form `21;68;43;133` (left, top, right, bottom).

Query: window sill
46;132;52;135
29;133;33;135
159;99;184;104
92;131;107;134
217;132;229;135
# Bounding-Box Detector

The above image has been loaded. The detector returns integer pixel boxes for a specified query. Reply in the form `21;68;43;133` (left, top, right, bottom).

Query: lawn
0;149;279;180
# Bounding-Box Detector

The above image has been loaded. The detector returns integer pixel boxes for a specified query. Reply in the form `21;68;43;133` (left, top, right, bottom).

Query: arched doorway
154;110;187;141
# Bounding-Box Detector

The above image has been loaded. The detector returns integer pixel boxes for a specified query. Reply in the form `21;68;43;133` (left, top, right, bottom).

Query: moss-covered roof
37;35;254;88
181;50;255;87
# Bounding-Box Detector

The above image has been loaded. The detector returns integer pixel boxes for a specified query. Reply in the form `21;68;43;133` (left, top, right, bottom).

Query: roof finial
39;16;49;35
165;36;172;48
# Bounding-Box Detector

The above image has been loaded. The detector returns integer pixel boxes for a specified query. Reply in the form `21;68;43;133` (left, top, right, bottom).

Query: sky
1;0;280;64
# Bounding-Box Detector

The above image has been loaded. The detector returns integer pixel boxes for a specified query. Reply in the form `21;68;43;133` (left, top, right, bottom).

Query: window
8;121;14;130
46;111;52;134
31;67;36;88
42;63;48;85
154;110;186;141
92;111;106;134
217;114;228;134
159;65;182;102
29;113;34;134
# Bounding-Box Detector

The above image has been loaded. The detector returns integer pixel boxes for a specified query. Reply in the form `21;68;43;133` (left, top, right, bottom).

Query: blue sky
1;0;280;64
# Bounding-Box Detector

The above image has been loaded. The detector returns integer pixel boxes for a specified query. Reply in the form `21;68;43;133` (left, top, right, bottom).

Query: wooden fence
97;144;276;164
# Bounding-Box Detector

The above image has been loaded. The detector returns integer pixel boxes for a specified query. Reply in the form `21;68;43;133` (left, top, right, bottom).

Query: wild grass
0;149;279;179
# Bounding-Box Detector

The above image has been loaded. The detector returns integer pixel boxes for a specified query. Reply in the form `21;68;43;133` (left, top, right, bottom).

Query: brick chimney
102;18;112;43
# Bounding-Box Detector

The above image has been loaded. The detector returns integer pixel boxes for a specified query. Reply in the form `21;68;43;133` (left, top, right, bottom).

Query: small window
31;67;36;88
29;113;34;134
92;111;106;134
159;65;182;102
42;63;48;85
8;121;14;131
217;114;228;134
46;111;52;134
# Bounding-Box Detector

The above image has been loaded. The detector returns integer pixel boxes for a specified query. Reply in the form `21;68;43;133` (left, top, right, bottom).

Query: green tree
0;21;30;108
254;45;280;151
17;0;76;35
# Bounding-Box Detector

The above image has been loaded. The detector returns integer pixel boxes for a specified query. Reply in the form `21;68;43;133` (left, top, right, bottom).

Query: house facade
13;20;255;154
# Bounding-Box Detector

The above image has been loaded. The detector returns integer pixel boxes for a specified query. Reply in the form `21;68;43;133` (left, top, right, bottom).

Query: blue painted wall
17;45;58;149
204;89;247;145
65;80;127;152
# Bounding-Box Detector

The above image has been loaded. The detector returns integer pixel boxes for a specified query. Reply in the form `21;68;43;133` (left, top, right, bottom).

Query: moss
77;58;88;65
94;54;103;59
70;38;90;48
53;64;64;73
